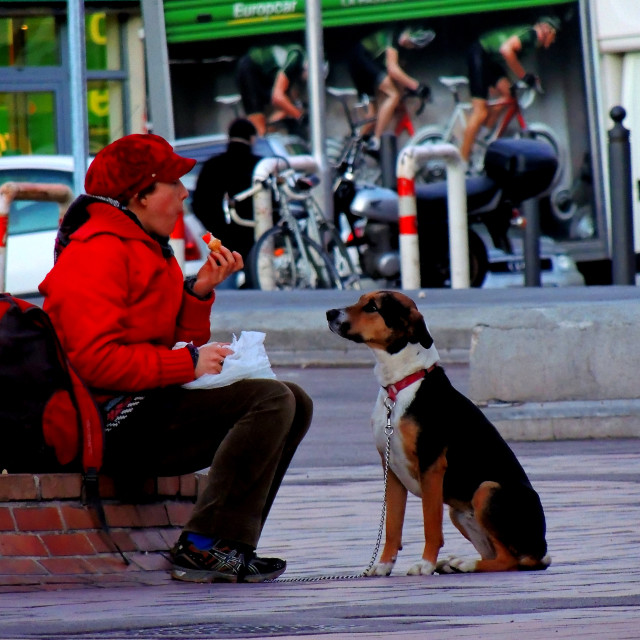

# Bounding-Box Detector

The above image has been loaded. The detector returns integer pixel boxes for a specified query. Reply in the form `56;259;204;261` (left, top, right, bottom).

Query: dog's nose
326;309;339;322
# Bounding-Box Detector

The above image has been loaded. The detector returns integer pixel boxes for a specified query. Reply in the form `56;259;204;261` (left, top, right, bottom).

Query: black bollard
522;196;542;286
521;130;541;286
608;106;636;285
380;132;397;190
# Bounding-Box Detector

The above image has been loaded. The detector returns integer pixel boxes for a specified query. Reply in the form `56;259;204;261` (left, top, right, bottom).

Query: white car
0;155;211;296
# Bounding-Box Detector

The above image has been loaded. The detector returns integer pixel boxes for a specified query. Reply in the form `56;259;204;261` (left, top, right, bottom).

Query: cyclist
345;25;434;153
236;44;308;136
460;16;561;165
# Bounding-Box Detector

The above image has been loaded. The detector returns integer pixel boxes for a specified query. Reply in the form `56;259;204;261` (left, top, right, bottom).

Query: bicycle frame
488;92;528;139
439;90;529;148
226;167;359;289
393;89;432;139
394;103;415;138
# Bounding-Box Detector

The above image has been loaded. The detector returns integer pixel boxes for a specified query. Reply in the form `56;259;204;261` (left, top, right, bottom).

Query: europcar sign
164;0;568;42
232;1;301;18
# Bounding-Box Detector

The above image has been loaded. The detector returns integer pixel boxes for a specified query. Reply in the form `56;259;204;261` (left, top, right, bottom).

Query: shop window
86;12;126;153
86;12;121;71
88;80;124;154
0;92;56;156
0;16;60;67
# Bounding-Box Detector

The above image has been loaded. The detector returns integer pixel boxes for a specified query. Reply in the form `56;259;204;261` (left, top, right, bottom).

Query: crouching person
39;134;313;583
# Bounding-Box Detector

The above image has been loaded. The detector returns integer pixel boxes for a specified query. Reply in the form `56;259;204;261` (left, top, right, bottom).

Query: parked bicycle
223;160;361;290
408;76;564;188
325;87;381;185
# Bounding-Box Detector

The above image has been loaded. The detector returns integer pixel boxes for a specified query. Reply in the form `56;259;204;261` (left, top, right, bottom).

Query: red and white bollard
397;157;421;290
396;144;469;289
0;190;9;293
0;182;73;293
251;155;320;290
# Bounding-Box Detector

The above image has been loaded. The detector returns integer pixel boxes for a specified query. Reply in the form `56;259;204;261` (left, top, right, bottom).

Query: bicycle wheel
326;136;347;167
246;225;342;290
407;126;448;183
321;222;362;289
514;123;565;193
421;228;488;288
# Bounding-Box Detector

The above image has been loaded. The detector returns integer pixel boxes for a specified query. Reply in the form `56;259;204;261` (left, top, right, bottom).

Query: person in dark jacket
191;118;261;285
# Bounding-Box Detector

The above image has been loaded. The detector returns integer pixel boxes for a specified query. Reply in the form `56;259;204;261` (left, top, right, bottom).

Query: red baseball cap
85;133;196;204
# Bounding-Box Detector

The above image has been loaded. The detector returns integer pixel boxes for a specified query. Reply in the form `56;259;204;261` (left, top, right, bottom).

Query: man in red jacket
40;134;312;583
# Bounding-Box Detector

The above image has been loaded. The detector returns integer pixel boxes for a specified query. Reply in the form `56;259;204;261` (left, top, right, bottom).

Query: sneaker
170;533;286;583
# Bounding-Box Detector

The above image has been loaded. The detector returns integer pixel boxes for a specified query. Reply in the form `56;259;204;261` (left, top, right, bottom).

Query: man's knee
283;381;314;425
258;379;298;416
470;100;489;124
377;76;400;101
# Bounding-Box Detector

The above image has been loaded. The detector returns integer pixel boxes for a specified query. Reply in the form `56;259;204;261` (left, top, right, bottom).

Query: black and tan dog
326;291;550;576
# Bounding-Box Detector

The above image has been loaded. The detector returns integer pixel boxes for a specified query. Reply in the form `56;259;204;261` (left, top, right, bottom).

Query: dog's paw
435;555;477;574
365;561;395;577
407;559;436;576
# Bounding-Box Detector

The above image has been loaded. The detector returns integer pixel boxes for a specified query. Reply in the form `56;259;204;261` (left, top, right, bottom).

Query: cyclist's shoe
364;137;380;159
170;533;287;583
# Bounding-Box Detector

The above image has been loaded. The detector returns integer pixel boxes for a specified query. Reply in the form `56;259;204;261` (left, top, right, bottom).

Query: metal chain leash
269;397;395;583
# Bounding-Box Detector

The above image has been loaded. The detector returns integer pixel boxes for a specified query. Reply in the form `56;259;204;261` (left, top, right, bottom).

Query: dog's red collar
384;364;438;402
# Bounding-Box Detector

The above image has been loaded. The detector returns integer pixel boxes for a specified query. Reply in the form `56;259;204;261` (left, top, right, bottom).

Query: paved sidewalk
1;440;639;639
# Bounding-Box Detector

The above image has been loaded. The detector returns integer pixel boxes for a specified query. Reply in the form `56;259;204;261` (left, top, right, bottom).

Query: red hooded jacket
39;199;213;401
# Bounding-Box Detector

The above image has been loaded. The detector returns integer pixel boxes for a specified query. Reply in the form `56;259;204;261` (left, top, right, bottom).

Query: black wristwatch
185;342;199;368
183;276;213;300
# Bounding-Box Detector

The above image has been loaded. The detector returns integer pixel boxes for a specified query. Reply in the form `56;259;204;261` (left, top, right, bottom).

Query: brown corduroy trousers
103;378;313;548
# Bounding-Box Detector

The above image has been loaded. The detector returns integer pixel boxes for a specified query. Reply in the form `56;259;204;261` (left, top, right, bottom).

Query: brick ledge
0;472;206;589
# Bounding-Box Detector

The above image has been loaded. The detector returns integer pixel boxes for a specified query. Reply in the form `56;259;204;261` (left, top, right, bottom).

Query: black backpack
0;293;129;563
0;293;104;475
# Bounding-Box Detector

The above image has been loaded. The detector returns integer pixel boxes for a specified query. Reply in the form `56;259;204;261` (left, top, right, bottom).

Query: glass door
0;90;57;155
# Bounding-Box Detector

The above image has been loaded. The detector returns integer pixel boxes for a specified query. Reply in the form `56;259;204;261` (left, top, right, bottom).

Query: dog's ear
408;308;434;349
377;292;411;331
378;292;434;352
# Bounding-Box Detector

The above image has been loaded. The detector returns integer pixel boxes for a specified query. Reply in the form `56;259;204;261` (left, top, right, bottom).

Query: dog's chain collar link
267;405;394;583
384;397;395;436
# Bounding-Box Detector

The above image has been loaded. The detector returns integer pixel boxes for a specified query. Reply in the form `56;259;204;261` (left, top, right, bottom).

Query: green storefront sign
164;0;571;42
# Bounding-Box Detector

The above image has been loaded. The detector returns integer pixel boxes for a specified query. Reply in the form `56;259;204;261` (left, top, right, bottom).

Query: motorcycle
333;137;559;288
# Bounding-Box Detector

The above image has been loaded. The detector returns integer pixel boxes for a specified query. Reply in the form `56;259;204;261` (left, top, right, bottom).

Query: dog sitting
326;290;550;576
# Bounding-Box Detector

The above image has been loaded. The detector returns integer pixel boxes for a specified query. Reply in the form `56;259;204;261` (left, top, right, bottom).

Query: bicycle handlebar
508;79;543;110
510;78;544;95
222;193;257;227
279;171;315;201
222;181;269;228
228;181;266;204
221;166;316;227
403;85;431;117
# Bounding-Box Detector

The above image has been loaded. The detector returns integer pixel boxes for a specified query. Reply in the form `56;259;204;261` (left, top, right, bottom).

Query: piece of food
202;231;222;252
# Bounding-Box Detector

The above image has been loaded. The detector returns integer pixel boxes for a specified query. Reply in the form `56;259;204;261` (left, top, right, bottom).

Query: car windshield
0;168;73;235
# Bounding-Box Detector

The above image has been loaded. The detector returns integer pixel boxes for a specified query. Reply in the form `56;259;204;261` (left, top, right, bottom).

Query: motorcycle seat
415;175;501;217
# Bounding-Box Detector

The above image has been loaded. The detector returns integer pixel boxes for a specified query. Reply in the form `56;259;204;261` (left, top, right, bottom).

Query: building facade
0;1;144;156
